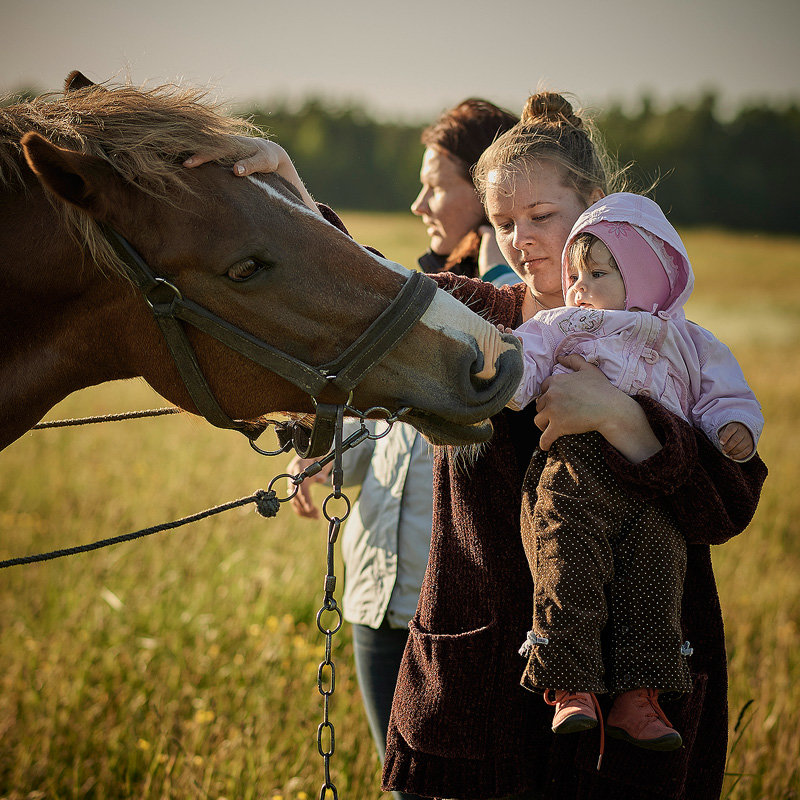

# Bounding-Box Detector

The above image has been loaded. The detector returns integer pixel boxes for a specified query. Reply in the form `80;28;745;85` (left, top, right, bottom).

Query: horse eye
227;257;267;282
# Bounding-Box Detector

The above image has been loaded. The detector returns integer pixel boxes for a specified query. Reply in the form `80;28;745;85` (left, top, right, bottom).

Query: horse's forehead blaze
247;175;318;221
246;174;410;283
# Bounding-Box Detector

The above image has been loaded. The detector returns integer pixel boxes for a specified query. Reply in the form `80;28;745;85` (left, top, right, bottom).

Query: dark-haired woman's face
411;147;484;255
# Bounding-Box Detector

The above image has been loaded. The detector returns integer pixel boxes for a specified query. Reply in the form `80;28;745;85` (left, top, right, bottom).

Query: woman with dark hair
286;98;518;800
412;98;519;284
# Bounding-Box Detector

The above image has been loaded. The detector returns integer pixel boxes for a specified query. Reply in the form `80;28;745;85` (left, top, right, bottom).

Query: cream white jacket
339;420;433;629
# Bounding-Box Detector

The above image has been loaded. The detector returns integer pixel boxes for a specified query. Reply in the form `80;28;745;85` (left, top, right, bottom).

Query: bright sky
2;0;798;121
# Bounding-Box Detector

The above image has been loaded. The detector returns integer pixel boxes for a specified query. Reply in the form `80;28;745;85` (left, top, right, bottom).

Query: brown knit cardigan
382;274;768;800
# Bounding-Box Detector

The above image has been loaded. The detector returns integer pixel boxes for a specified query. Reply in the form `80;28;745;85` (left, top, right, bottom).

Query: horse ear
64;70;95;92
21;132;123;221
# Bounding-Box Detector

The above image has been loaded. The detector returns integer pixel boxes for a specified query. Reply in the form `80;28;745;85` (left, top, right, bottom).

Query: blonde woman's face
485;160;590;306
411;147;485;256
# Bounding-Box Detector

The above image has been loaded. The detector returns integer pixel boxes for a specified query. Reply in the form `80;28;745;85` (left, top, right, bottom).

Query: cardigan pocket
392;616;498;760
575;671;708;796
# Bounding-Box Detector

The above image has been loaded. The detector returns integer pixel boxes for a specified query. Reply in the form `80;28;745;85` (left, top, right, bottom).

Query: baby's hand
719;422;754;461
496;323;517;337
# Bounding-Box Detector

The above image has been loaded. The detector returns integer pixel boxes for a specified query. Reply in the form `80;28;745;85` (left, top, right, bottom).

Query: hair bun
521;92;583;130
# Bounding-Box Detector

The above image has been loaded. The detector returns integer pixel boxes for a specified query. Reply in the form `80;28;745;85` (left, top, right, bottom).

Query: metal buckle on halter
144;277;183;313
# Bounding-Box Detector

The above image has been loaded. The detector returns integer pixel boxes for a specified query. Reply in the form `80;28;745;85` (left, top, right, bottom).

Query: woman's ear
588;187;605;206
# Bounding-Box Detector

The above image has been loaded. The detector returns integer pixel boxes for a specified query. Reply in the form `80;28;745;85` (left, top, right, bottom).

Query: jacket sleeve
601;397;767;546
429;272;523;327
508;318;560;411
339;419;377;488
686;323;764;460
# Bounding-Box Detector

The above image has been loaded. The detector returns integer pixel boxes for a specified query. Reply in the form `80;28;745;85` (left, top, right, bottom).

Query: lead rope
16;401;408;796
31;407;182;428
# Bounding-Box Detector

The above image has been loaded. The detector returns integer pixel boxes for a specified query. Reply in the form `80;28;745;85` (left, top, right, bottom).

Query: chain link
270;404;405;799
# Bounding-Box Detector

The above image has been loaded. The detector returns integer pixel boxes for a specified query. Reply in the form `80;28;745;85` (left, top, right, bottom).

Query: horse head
1;78;522;450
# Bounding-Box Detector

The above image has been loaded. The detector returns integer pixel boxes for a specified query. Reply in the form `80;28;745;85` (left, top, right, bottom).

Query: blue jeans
351;621;425;800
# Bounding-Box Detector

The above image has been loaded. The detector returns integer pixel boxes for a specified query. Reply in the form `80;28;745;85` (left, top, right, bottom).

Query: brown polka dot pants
519;432;691;696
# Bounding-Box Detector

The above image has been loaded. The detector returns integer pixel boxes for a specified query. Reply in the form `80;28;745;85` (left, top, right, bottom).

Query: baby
507;192;762;758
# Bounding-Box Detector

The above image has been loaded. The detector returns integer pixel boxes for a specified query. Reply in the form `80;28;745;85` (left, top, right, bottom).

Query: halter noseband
101;225;438;457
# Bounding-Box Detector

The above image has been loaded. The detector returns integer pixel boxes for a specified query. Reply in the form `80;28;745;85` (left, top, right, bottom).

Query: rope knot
254;489;280;518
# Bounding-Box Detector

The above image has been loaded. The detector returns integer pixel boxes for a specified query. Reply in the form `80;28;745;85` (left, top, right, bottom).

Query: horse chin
401;411;495;446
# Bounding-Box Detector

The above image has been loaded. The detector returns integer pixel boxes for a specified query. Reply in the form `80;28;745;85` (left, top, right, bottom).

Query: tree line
5;86;797;233
599;94;800;234
246;93;799;235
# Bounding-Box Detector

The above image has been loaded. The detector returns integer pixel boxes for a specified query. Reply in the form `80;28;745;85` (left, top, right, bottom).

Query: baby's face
565;240;626;310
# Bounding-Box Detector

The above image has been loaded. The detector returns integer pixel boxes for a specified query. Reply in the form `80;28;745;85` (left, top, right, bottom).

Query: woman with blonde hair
380;92;766;800
188;91;766;800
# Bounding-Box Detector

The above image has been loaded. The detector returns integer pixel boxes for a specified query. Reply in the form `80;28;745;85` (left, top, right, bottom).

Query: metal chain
26;401;407;796
316;509;344;800
263;404;407;800
314;405;347;800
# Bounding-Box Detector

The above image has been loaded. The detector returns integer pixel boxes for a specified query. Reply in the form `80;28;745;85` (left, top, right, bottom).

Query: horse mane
0;79;261;275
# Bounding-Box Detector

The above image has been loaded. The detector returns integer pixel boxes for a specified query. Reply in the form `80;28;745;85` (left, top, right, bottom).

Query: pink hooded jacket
510;192;763;460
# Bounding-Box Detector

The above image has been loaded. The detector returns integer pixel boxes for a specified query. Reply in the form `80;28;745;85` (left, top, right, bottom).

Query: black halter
101;225;438;457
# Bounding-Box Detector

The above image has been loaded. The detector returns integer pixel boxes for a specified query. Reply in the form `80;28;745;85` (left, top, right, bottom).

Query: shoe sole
607;726;683;751
552;714;598;735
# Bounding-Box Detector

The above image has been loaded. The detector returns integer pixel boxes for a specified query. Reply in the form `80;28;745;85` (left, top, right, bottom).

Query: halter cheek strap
101;225;438;456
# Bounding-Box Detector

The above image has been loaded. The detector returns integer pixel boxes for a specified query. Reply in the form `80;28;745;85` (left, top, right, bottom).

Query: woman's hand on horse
183;136;282;174
535;354;662;463
184;136;321;215
286;455;333;519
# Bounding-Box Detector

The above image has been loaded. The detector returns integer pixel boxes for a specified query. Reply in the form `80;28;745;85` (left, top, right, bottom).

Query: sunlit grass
0;217;798;799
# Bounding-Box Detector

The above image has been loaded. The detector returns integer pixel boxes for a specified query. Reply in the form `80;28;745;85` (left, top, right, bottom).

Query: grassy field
1;215;798;800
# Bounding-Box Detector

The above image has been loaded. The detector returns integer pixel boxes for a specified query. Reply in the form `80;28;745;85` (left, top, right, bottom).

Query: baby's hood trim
562;193;694;316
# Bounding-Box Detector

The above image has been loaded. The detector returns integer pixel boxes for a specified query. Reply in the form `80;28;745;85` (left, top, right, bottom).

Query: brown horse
0;75;522;452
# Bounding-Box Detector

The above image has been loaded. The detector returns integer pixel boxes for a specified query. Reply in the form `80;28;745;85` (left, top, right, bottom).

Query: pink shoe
544;689;599;734
607;688;682;751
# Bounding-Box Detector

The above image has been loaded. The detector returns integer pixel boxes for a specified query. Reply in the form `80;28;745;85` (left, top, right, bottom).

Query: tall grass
1;217;798;800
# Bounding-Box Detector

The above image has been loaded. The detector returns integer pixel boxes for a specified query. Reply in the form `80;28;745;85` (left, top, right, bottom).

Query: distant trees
248;93;799;234
247;99;422;211
600;93;800;233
